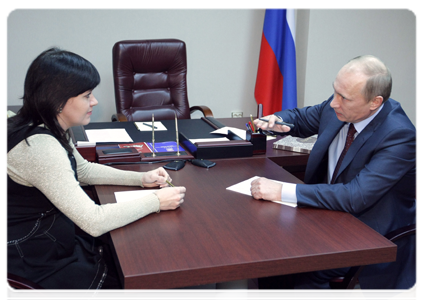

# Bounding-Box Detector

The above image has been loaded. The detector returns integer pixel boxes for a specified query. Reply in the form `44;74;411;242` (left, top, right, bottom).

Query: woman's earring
59;108;63;113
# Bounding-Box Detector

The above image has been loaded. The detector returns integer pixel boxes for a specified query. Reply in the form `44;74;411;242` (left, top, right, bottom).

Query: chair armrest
190;105;213;117
5;272;57;300
385;223;420;242
330;223;416;289
111;113;128;122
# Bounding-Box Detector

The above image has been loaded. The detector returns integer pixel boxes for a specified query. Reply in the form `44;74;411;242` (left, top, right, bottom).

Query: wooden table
95;158;396;289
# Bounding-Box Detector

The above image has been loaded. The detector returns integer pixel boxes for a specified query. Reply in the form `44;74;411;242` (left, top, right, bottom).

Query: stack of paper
114;190;158;203
85;129;133;143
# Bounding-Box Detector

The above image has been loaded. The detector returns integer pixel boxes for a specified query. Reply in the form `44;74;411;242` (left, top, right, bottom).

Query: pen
175;114;180;156
250;114;256;132
143;122;157;129
259;118;295;128
152;115;156;156
245;123;252;131
166;180;175;187
248;121;254;132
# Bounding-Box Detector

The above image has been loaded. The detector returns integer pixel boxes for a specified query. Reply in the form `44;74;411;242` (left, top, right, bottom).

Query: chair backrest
112;39;191;122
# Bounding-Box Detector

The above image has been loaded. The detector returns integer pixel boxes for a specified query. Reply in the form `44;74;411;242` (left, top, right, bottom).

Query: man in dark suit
252;55;415;289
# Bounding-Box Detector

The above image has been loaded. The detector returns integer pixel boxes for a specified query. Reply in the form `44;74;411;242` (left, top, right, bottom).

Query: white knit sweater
7;133;160;237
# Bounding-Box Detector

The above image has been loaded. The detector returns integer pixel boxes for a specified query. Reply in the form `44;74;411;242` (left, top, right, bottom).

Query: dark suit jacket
276;97;416;289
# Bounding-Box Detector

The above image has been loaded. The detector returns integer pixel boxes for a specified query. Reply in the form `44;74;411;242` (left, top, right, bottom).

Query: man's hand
253;114;292;133
250;177;282;202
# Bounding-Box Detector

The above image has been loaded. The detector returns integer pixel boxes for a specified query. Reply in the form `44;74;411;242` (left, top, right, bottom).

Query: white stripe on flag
286;9;296;44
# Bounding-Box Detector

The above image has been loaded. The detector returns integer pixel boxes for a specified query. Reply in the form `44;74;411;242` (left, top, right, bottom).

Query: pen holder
246;130;267;155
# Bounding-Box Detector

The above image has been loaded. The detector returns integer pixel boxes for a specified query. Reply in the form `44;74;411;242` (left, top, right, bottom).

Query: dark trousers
258;268;349;300
96;233;123;289
5;234;132;300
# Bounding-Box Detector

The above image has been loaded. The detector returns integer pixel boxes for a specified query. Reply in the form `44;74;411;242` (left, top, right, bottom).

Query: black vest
7;127;106;289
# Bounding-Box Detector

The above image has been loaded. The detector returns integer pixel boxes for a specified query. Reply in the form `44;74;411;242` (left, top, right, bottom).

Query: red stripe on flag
254;33;284;116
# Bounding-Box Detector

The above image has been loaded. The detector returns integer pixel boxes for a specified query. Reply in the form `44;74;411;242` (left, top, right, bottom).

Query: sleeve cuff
281;182;298;204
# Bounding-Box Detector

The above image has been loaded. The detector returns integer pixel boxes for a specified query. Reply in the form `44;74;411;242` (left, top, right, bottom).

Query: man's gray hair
347;55;392;103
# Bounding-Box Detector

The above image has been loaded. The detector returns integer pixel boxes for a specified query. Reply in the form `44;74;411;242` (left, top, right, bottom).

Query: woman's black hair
8;47;100;153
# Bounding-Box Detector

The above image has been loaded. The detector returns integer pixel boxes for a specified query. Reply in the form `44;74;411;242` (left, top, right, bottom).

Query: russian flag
255;9;297;116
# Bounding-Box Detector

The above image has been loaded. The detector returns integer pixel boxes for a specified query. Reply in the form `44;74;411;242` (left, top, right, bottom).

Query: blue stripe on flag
262;9;297;110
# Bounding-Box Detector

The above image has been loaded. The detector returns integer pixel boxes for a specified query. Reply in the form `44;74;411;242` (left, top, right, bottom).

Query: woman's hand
155;186;186;210
250;177;282;202
254;114;291;133
142;167;172;188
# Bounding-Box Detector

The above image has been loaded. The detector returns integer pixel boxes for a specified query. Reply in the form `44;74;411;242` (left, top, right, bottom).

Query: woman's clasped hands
142;167;186;211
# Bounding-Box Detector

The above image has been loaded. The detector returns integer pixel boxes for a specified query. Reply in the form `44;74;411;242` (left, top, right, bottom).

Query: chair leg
329;266;362;289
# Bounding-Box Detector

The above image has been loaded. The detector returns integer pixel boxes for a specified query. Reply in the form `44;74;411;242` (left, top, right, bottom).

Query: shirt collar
351;103;384;134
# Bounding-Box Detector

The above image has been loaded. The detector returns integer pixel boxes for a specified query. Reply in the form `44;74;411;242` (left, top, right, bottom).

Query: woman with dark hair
7;48;186;289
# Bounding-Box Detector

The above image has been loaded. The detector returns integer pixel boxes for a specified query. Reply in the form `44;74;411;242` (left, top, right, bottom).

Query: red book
118;142;152;153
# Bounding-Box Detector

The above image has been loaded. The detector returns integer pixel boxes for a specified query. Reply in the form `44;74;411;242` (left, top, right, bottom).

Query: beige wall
302;9;416;124
7;9;416;125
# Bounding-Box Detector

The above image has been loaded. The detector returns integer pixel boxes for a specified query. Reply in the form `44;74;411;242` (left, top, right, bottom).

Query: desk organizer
140;149;194;162
76;145;97;162
180;131;253;159
71;125;97;162
246;130;267;155
96;147;140;164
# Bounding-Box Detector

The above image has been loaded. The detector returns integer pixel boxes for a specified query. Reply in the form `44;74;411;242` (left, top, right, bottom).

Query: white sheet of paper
190;137;230;143
265;135;276;141
85;129;133;143
134;121;167;131
226;176;297;207
211;127;247;139
114;189;159;203
211;126;276;141
76;141;96;147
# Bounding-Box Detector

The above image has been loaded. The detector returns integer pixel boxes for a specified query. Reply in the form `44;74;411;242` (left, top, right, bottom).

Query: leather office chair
330;223;416;289
8;273;43;289
111;39;213;122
